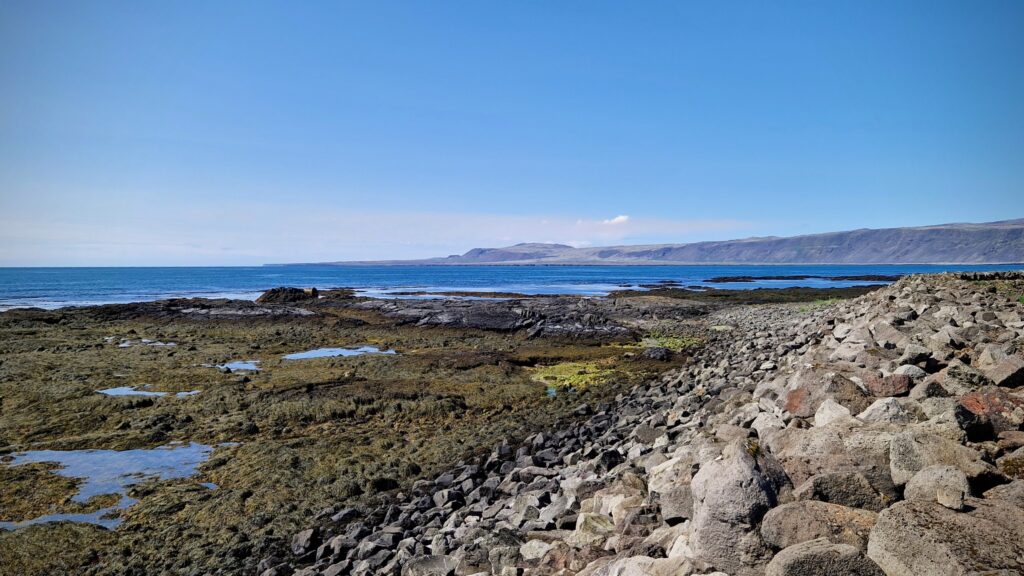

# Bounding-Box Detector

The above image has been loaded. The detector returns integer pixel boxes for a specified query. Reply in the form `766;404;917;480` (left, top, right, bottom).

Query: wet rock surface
266;272;1024;575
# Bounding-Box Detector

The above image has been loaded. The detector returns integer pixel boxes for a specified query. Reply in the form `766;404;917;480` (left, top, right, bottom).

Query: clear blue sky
1;1;1022;265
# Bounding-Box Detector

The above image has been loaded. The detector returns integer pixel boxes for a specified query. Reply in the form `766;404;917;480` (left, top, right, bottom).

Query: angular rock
957;387;1024;436
908;378;948;400
897;344;932;365
984;354;1024;387
766;538;884;576
402;555;459;576
903;465;970;510
888;430;998;487
814;398;852;427
983;479;1024;510
659;486;693;526
793;472;887;512
943;360;993;394
783;372;871;419
690;439;789;575
997;446;1024;480
769;424;898;502
856;398;913;423
291;528;320;556
569;513;616;547
585;555;695;576
867;498;1024;576
519;539;552;562
761;501;877;551
893;364;927;381
863;373;911;397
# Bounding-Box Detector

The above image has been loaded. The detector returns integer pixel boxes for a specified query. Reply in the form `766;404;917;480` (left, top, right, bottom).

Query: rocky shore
264;272;1024;576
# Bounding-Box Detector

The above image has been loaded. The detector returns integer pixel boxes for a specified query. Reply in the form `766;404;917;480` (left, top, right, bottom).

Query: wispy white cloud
602;215;629;225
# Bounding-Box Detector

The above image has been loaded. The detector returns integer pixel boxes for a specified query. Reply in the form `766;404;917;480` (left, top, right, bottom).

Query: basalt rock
257;287;319;304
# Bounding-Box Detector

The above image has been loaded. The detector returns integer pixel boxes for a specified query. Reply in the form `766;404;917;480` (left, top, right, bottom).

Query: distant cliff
304;219;1024;265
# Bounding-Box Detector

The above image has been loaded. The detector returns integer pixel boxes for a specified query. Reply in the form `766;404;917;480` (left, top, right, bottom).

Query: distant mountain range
296;219;1024;265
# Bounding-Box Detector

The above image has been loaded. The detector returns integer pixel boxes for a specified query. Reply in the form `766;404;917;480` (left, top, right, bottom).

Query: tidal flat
0;290;669;575
0;285;880;575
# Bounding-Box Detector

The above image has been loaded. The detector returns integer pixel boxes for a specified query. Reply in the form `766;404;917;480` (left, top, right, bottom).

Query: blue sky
1;1;1022;265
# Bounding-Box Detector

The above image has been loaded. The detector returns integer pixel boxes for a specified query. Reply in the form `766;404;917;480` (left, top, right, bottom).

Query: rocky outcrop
352;294;709;340
263;272;1024;576
256;287;319;304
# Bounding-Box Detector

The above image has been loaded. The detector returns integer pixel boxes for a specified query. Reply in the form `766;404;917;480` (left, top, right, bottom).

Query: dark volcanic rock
257;287;319;304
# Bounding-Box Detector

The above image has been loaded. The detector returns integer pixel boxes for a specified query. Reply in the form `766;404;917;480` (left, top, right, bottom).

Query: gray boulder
792;472;887;512
401;555;459;576
761;501;877;551
857;397;914;423
984;354;1024;387
783;371;871;419
291;528;320;556
867;498;1024;576
984;479;1024;510
888;430;998;487
766;538;884;576
690;439;789;575
813;398;851;426
768;424;898;502
903;464;970;510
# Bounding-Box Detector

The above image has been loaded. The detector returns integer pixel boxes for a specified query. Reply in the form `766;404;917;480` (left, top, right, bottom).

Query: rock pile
262;273;1024;576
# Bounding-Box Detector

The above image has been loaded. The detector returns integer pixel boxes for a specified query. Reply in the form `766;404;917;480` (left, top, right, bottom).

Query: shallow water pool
282;346;396;360
97;386;200;398
0;442;220;530
217;360;260;371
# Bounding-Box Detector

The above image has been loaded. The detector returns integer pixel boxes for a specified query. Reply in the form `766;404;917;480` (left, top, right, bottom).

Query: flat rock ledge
257;272;1024;576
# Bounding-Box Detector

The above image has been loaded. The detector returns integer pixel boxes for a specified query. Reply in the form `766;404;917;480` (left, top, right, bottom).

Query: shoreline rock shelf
266;272;1024;576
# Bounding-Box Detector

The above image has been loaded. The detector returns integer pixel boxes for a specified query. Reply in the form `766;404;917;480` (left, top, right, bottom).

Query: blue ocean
0;264;1021;311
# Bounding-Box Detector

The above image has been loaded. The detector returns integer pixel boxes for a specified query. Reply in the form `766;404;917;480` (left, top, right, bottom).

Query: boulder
519;540;553;562
647;456;695;494
975;345;1009;371
903;465;970;510
792;472;887;512
814;398;851;427
943;361;994;394
761;501;877;551
983;479;1024;510
984;354;1024;387
783;371;872;419
897;344;932;365
751;411;785;440
856;398;913;423
893;364;927;381
569;513;616;547
766;538;884;576
689;439;789;575
291;528;320;556
401;555;459;576
768;424;897;502
997;446;1024;480
867;498;1024;576
888;430;999;488
659;486;693;525
957;387;1024;436
908;378;948;400
863;374;911;397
